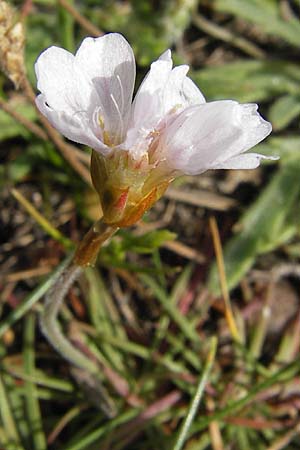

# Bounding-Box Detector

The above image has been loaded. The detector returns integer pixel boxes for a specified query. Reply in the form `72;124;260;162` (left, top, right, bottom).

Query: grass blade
23;313;47;450
172;337;218;450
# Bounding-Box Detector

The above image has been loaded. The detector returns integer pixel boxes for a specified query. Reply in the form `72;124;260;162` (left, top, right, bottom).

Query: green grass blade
63;410;137;450
23;313;47;450
0;373;23;450
140;273;200;343
172;337;218;450
191;357;300;433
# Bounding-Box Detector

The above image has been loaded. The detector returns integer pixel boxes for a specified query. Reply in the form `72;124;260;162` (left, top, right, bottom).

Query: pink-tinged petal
36;94;110;154
162;101;272;175
75;33;136;144
130;53;204;132
122;50;173;159
212;153;278;170
125;52;205;160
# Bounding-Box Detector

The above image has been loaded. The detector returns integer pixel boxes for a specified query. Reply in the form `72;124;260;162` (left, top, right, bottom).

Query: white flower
35;33;274;177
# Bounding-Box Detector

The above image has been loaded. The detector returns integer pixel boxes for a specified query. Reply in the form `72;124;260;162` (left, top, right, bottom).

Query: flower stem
39;221;118;416
74;220;118;267
40;263;98;374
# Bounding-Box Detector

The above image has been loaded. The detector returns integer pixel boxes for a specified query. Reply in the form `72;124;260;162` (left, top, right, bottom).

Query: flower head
35;33;274;226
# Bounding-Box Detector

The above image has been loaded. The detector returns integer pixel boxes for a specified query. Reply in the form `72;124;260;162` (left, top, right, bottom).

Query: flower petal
35;33;135;151
162;101;272;175
162;65;205;114
35;46;94;114
125;52;205;160
122;50;173;158
75;33;136;144
36;94;109;154
212;153;278;170
130;50;173;131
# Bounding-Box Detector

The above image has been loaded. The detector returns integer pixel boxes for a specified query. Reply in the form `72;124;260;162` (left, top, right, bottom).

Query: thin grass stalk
173;336;218;450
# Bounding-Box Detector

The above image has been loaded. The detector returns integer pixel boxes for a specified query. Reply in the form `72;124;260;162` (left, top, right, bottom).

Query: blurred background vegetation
1;0;300;449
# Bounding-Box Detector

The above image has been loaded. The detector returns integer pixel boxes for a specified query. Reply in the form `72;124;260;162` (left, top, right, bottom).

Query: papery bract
35;33;275;226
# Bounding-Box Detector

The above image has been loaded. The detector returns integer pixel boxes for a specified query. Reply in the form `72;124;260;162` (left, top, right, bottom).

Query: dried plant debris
0;1;25;88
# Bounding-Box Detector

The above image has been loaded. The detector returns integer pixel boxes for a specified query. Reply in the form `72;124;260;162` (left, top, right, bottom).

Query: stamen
98;114;105;130
93;109;105;141
103;130;112;146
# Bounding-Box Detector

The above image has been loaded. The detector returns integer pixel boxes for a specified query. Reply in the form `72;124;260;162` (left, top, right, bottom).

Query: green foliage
90;0;197;65
215;0;300;47
119;229;176;254
0;102;37;140
269;94;300;131
257;136;300;162
209;159;300;292
191;60;300;103
25;14;57;83
100;228;176;270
